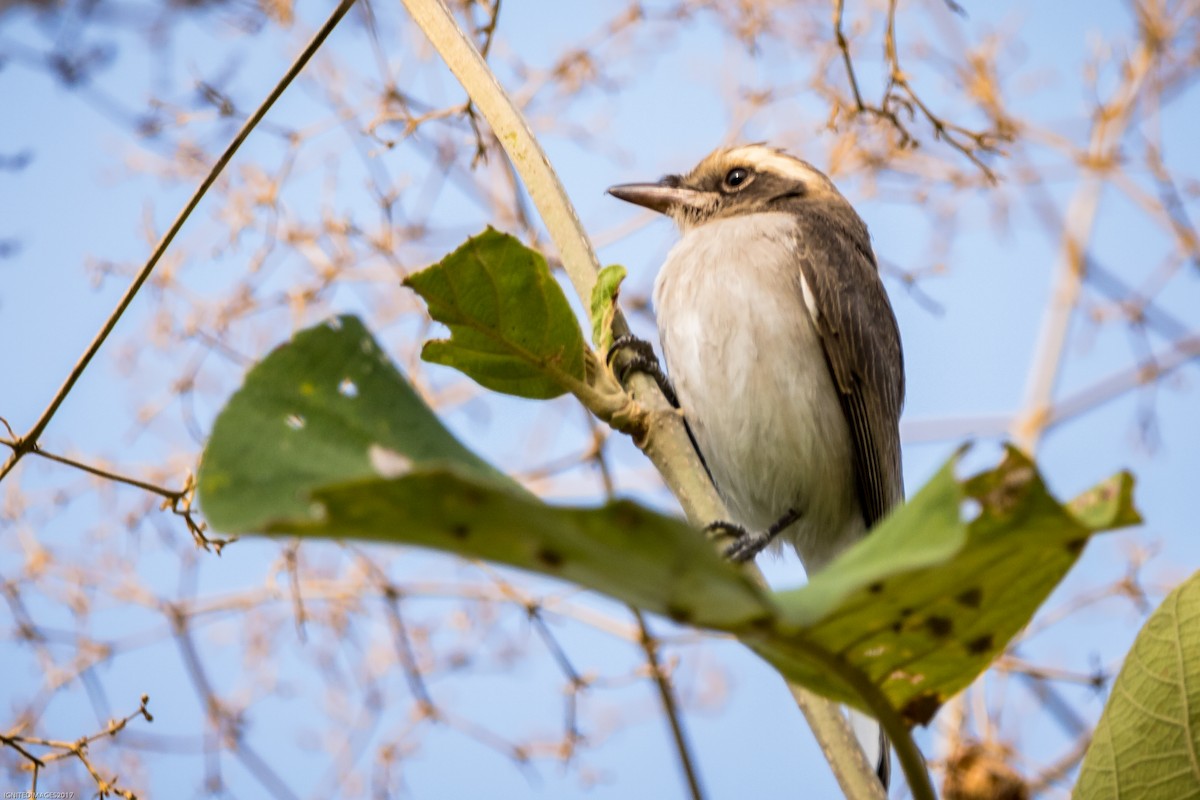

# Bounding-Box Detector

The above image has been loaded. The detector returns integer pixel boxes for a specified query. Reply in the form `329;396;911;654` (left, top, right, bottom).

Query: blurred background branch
1;0;1198;797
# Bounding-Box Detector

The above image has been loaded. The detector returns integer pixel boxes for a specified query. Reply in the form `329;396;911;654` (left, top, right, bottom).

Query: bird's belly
653;214;864;569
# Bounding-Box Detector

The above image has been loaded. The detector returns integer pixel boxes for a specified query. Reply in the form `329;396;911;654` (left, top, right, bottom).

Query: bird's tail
848;707;891;789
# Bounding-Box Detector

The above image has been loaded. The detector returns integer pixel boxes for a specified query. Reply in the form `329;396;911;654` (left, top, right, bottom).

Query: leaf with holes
197;315;517;531
752;447;1140;724
403;227;587;399
1074;571;1200;799
199;316;1141;731
197;315;771;629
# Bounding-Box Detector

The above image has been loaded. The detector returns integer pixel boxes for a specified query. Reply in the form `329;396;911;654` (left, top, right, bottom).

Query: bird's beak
606;181;706;216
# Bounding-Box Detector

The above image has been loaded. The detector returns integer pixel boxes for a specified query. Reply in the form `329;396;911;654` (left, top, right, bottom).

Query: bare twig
2;695;153;797
832;0;1005;180
632;607;707;800
0;0;359;483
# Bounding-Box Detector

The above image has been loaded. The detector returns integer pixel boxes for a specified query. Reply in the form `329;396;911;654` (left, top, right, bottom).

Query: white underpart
653;211;865;572
654;210;885;780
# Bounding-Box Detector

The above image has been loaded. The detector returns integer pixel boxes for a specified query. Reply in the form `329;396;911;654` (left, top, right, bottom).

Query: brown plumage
608;144;905;785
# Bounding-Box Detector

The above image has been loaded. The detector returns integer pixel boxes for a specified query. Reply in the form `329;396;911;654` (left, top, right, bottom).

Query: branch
632;607;707;800
1012;42;1153;452
1;695;153;797
396;0;905;797
0;437;230;552
833;0;1004;180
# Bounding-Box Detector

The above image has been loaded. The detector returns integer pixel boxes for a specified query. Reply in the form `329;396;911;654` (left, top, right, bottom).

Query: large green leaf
293;469;773;630
199;315;768;628
756;448;1140;723
199;316;1139;729
197;315;515;531
403;227;586;399
1075;571;1200;799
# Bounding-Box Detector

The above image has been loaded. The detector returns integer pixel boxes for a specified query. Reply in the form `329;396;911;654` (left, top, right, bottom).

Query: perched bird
607;144;905;786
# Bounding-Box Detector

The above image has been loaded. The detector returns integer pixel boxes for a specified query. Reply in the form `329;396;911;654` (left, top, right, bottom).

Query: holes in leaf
338;378;358;398
285;413;306;430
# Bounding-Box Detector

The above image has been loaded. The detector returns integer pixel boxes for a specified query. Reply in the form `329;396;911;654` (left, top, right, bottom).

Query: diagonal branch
632;607;707;800
0;0;359;483
1013;42;1154;452
396;1;906;797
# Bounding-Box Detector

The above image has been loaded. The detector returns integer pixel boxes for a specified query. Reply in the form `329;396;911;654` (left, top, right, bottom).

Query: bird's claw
606;334;678;408
724;532;778;563
704;520;763;563
705;508;801;564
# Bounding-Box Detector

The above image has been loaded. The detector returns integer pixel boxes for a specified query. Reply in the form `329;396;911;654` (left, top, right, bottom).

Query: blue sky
2;1;1198;797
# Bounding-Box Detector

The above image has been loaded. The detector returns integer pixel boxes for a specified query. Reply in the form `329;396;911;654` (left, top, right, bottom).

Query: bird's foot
705;508;802;564
606;334;678;408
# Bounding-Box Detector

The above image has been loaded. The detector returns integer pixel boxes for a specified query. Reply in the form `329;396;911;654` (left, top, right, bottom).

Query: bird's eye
724;167;750;189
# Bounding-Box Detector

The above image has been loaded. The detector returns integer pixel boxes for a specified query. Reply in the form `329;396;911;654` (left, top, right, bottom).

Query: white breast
653;212;864;571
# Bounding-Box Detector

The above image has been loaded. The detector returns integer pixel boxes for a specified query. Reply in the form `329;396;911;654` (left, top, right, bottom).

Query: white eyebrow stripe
697;145;835;190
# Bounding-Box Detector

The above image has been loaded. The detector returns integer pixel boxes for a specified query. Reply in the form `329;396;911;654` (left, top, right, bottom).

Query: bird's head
607;144;848;230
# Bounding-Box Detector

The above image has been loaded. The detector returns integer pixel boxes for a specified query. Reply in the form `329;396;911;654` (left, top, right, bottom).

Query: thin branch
1145;143;1200;270
0;438;228;551
881;0;998;180
833;0;1003;180
0;0;359;483
833;0;867;111
0;438;183;501
632;607;706;800
525;604;585;762
2;695;153;797
1012;41;1153;452
1044;332;1200;432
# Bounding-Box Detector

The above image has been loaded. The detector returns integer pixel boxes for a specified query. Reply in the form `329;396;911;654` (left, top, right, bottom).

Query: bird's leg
605;334;678;408
707;508;802;564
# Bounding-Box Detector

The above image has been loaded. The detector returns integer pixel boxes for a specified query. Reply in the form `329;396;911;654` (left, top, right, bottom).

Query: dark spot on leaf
925;616;953;637
613;503;641;529
665;604;693;624
967;634;993;655
1066;537;1087;555
956;588;983;608
461;487;486;507
448;523;470;540
868;581;884;594
899;607;914;618
901;692;942;726
536;548;564;569
891;621;903;633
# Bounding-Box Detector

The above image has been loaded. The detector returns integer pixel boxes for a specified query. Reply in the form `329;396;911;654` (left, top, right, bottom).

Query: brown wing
789;209;905;527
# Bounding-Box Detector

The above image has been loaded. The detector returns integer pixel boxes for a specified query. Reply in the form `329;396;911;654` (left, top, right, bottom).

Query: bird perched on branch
607;144;905;787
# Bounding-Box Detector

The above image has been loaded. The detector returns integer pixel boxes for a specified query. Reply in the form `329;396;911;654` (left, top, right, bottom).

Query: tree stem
396;1;899;796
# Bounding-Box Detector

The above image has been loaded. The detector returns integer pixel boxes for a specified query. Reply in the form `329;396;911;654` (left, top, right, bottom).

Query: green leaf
200;317;1140;731
1075;571;1200;799
403;227;586;399
589;264;626;352
197;315;516;532
198;316;769;628
294;469;773;630
756;447;1139;724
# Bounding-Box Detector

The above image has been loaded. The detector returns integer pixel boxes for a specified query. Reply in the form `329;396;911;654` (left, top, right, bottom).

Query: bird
606;143;905;787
